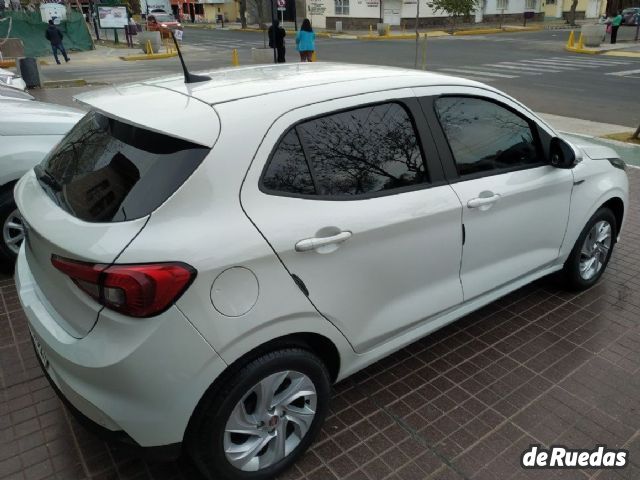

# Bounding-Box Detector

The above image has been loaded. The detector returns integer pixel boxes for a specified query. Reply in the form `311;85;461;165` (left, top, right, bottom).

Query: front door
241;93;464;353
424;94;573;300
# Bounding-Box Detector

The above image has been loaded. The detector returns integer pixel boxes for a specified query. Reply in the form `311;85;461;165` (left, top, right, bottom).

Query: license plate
29;328;49;370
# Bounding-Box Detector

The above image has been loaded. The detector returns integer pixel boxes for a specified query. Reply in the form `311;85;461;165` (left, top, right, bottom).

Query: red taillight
51;255;196;318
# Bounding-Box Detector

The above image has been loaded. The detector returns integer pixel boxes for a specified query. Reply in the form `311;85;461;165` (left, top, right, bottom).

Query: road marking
437;68;519;78
521;59;605;68
606;68;640;76
551;56;630;65
484;63;549;73
512;60;577;70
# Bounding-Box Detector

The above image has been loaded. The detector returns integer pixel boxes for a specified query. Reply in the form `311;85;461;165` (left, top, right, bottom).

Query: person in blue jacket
296;18;315;62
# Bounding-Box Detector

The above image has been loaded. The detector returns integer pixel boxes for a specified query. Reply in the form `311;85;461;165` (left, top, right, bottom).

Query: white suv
15;64;628;480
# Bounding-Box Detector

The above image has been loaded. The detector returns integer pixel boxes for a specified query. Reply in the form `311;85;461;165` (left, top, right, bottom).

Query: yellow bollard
369;24;373;37
146;39;153;55
577;32;584;49
311;51;317;62
231;48;240;66
566;30;575;49
385;24;391;36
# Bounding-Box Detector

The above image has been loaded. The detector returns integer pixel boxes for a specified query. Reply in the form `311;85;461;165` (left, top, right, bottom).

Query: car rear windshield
36;111;209;223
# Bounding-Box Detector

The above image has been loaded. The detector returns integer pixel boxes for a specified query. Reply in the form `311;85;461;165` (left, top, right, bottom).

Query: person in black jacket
268;19;286;63
45;20;70;64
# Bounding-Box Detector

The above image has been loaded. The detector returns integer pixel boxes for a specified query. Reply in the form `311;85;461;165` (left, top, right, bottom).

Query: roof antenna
171;31;211;84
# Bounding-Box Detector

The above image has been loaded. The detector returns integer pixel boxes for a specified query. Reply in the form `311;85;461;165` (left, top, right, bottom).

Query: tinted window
435;97;539;177
262;129;315;195
297;103;427;197
37;111;209;222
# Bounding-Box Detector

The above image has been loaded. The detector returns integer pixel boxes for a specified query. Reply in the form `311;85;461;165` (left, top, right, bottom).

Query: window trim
259;99;445;201
426;94;548;183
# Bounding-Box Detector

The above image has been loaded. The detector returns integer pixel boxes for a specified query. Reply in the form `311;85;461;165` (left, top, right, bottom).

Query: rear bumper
16;246;228;448
31;334;183;460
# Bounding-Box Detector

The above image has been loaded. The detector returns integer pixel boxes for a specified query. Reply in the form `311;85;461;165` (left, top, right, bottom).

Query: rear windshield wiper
34;164;62;192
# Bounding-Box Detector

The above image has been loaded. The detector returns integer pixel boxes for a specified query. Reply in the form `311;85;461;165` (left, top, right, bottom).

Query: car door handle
467;194;500;209
295;231;352;252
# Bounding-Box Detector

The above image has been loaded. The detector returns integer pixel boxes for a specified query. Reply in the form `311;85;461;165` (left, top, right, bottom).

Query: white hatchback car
16;64;628;480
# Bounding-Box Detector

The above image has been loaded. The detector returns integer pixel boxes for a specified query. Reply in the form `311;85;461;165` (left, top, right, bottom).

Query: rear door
16;111;210;338
241;91;464;353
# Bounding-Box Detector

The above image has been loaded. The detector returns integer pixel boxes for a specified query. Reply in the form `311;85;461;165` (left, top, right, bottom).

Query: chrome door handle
467;194;500;209
295;231;352;252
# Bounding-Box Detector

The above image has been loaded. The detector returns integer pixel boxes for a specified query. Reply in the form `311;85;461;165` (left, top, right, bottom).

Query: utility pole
414;0;419;68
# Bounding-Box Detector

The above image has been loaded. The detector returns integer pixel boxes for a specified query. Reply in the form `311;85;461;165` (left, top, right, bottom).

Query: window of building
496;0;509;10
434;97;540;177
335;0;349;15
525;0;536;9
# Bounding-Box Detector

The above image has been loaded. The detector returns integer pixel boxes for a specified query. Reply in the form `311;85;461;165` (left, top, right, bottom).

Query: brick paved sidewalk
1;170;639;480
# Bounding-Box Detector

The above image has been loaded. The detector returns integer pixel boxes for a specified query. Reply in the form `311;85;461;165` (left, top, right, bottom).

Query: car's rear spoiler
74;82;219;148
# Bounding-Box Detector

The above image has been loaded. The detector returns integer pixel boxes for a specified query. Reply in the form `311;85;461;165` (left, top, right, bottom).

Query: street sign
174;29;183;41
277;0;286;7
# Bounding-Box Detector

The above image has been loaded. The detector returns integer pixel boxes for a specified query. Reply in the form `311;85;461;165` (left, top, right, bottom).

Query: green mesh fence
0;11;94;58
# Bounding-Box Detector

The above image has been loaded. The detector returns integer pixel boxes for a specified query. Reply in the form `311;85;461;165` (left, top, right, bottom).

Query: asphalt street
39;27;640;127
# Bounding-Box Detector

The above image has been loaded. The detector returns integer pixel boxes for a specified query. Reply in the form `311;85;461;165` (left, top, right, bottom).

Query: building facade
306;0;604;29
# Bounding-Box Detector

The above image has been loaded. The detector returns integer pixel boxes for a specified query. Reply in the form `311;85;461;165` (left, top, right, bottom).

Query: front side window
434;97;540;177
262;102;428;198
335;0;349;15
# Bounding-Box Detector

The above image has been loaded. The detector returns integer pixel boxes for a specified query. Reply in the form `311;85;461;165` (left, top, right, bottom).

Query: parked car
0;84;34;100
146;13;182;38
0;99;83;262
0;67;27;91
15;64;628;480
622;7;640;25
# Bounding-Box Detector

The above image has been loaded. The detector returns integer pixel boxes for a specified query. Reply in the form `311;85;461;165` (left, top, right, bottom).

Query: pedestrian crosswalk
435;56;640;82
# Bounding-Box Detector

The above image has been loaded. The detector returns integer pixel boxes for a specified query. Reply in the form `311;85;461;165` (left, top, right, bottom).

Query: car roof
146;63;482;105
0;99;83;136
74;63;487;146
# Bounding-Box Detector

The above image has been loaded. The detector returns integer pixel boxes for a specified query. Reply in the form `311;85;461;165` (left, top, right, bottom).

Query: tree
427;0;479;33
568;0;578;26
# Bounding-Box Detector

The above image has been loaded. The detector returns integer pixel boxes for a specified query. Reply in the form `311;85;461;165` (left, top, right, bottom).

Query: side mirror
549;137;579;169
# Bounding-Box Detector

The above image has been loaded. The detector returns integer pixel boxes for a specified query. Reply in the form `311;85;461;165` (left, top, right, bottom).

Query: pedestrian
45;19;70;64
268;19;286;63
610;10;622;44
296;18;315;62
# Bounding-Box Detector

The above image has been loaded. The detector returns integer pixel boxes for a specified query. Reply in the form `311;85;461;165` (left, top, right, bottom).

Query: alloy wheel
3;209;24;255
579;220;612;281
223;370;317;472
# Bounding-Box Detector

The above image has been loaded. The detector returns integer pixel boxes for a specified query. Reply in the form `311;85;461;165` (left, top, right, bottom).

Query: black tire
187;348;331;480
561;207;617;291
0;188;21;264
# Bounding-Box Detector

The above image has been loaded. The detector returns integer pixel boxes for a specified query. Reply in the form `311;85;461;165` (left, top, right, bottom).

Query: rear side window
36;111;209;222
262;130;315;195
262;102;428;198
434;97;540;177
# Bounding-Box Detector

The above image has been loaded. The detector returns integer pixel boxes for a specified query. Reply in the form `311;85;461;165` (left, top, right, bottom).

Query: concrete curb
120;52;178;61
356;31;450;40
565;46;601;54
42;79;88;88
453;26;543;36
604;50;640;58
